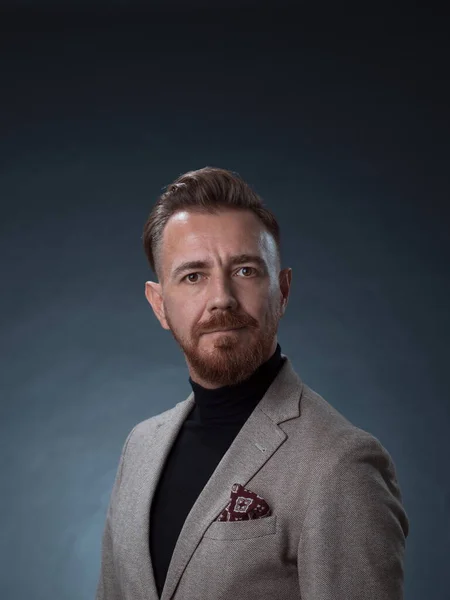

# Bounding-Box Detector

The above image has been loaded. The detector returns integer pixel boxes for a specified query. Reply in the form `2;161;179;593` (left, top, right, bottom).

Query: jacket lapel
132;354;303;600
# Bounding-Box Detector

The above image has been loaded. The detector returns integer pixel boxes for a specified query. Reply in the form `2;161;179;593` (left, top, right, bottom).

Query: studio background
1;3;449;599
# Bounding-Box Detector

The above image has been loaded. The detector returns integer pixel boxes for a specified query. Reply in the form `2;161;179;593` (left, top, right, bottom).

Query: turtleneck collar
187;343;285;425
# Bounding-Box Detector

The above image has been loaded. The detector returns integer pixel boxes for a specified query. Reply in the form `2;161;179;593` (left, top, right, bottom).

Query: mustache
198;313;257;334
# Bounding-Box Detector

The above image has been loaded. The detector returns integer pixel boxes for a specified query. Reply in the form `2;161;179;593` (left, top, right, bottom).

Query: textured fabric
95;354;409;600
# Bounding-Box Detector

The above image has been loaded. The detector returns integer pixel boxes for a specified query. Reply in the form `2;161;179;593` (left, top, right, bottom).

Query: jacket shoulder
124;400;188;446
299;382;390;459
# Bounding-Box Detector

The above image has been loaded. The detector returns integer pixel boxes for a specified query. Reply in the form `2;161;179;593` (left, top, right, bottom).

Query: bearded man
96;166;409;600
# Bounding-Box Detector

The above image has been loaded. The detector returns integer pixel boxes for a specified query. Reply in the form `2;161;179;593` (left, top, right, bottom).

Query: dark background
1;2;449;599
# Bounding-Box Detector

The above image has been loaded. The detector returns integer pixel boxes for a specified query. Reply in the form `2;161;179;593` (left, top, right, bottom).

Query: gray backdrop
1;5;449;599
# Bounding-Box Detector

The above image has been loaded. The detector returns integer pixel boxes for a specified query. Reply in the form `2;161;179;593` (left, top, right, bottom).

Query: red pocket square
216;483;272;521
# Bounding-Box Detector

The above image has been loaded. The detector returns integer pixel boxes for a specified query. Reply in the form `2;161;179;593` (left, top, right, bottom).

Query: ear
279;268;292;316
145;281;170;330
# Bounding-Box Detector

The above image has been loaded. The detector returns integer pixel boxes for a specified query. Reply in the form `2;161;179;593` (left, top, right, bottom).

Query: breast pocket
203;514;277;540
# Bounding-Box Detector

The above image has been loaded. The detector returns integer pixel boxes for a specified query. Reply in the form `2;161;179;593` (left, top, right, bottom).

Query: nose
205;273;238;313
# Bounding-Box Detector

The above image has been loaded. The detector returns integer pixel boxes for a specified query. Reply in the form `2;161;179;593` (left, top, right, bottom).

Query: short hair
142;166;281;281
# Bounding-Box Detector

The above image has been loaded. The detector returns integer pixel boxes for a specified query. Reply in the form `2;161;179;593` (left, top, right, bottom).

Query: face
145;208;292;388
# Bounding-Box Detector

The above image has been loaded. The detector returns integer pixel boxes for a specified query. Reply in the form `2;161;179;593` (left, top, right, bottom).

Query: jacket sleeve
297;432;410;599
95;426;137;600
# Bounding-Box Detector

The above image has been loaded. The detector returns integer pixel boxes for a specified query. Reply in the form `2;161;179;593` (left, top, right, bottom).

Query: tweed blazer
96;354;409;600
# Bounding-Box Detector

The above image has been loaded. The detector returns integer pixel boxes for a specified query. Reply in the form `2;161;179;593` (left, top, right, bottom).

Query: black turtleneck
149;343;285;598
187;342;285;425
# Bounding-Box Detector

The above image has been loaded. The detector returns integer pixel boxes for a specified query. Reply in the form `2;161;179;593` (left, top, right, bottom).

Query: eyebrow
171;253;268;281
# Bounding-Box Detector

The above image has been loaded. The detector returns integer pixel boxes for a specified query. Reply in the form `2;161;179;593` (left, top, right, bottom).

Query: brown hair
142;166;281;282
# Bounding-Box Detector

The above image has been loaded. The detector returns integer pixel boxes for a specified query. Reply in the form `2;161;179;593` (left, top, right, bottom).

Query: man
96;166;409;600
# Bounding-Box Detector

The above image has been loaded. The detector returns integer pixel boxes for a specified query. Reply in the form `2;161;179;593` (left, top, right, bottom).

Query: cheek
259;300;278;324
169;301;198;331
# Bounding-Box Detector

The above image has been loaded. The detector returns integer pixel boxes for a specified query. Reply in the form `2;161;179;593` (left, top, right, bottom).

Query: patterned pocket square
216;482;272;521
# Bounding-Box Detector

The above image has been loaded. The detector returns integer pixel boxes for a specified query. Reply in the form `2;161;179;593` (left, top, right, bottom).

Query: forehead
162;209;273;260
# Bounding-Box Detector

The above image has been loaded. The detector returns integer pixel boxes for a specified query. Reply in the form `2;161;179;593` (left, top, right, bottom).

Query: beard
165;301;282;388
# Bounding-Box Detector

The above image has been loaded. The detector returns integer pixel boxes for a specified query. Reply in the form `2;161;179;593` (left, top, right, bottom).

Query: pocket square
216;482;272;521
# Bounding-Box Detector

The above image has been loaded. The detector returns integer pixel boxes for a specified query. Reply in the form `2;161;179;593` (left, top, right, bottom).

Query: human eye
237;266;257;277
182;267;257;284
182;272;202;284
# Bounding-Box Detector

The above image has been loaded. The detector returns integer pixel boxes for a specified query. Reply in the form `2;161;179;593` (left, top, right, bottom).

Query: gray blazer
96;354;409;600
